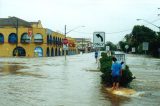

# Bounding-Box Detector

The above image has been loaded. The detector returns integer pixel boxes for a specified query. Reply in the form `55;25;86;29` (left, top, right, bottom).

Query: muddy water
126;54;160;106
0;53;160;106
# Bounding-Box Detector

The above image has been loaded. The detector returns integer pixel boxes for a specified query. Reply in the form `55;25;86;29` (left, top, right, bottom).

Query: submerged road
0;53;160;106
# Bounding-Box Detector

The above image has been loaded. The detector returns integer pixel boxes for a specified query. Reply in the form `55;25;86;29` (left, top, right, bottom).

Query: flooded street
0;53;160;106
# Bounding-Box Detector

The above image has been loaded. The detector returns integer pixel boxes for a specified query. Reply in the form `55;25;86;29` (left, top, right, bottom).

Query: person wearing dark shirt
95;51;98;63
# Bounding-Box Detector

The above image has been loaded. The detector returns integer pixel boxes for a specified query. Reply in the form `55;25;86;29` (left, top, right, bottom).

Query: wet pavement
0;53;160;106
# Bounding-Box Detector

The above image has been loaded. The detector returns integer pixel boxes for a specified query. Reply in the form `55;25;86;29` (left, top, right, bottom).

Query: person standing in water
111;57;122;90
95;50;98;63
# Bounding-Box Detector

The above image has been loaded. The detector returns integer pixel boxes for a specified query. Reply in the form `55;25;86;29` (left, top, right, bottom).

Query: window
8;33;17;44
0;33;4;43
21;33;31;43
34;33;43;43
13;46;26;56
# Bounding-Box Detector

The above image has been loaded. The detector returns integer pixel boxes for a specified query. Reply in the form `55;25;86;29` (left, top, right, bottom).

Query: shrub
100;52;134;87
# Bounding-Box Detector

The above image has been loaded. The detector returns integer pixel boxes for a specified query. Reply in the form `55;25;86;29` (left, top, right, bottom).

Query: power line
72;29;132;35
56;18;160;35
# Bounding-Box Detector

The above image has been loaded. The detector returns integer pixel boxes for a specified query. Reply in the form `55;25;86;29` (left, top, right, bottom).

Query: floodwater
0;53;160;106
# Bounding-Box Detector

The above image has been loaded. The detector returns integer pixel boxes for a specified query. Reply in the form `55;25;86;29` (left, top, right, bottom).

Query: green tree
131;25;156;50
118;41;127;52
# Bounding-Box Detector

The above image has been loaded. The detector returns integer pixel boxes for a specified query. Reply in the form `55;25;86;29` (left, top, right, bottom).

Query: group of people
94;51;124;90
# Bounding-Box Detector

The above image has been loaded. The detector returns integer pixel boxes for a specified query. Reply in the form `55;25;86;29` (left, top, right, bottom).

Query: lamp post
64;25;85;60
136;19;160;32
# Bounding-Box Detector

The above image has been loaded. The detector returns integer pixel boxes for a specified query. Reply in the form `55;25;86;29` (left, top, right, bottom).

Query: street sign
63;38;68;44
142;42;149;51
114;52;125;63
132;47;135;52
93;32;105;47
106;46;110;51
28;28;33;37
125;45;129;49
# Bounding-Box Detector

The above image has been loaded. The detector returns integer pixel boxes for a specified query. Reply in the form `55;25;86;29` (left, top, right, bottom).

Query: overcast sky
0;0;160;43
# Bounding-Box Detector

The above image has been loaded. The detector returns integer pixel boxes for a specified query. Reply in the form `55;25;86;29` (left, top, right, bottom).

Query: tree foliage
132;25;156;48
118;25;160;57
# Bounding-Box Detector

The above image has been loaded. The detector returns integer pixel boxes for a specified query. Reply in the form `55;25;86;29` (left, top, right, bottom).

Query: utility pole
63;25;85;60
15;18;19;56
64;25;67;60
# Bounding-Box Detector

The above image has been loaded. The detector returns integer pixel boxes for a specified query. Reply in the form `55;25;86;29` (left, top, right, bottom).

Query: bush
100;52;134;87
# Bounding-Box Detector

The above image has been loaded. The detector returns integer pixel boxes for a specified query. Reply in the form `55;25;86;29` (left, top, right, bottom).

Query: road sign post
93;32;105;48
132;47;135;53
142;42;149;55
63;37;68;61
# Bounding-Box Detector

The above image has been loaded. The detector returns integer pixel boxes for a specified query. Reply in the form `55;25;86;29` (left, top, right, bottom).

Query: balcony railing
34;39;43;43
21;39;31;43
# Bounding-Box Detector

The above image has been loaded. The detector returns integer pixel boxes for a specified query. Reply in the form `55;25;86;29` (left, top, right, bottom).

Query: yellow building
0;17;76;57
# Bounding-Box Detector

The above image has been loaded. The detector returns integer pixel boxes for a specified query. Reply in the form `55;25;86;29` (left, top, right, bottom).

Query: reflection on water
0;62;44;78
101;86;131;106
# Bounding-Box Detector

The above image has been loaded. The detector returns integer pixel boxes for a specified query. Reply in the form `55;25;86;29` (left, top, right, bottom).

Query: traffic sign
63;38;68;44
93;32;105;47
125;45;129;49
132;47;135;52
106;46;110;51
142;42;149;51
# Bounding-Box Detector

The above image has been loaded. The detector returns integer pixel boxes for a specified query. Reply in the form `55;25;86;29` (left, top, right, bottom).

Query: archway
59;48;61;56
55;48;57;56
51;48;54;57
13;46;26;56
34;47;43;57
46;47;50;57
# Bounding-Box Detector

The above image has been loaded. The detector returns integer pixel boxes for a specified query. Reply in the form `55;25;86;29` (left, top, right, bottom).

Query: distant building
74;38;92;53
0;17;76;57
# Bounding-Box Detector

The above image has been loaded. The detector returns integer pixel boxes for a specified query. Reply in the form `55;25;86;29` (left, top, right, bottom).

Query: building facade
74;38;92;53
0;17;76;57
